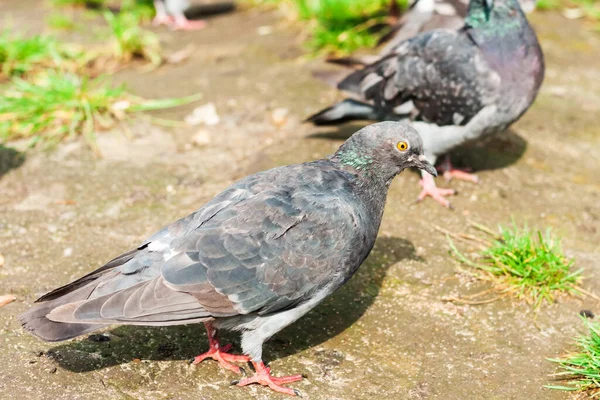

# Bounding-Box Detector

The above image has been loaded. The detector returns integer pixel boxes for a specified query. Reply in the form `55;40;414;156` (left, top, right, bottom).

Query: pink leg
232;361;303;396
439;155;479;183
417;173;456;209
152;1;174;26
191;322;250;374
172;14;207;31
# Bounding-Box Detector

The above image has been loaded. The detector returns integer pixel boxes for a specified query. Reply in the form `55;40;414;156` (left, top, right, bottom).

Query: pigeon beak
414;154;437;177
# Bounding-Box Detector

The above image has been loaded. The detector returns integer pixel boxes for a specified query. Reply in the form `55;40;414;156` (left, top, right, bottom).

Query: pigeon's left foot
152;14;174;26
191;322;250;374
152;0;173;26
173;15;207;31
417;173;456;209
438;155;479;183
232;361;303;396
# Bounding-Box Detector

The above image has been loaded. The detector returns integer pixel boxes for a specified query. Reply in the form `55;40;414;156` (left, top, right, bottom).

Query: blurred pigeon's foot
439;155;479;183
417;173;456;209
191;322;250;374
152;14;174;26
173;16;207;31
233;361;303;396
152;1;173;26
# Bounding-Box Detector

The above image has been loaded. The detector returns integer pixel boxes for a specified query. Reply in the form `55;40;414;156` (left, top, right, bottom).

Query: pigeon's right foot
152;1;173;26
152;14;174;26
439;155;479;183
172;16;207;31
232;361;303;396
191;322;250;374
417;173;456;209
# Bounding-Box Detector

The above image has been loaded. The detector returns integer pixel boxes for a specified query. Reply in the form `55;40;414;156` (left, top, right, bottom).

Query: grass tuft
103;11;162;66
247;0;408;55
0;31;84;78
448;222;583;308
46;14;81;31
547;317;600;397
0;71;200;154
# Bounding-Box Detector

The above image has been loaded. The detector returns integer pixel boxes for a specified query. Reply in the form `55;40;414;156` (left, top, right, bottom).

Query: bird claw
191;343;250;374
152;15;174;27
438;155;479;183
417;178;456;209
234;361;304;396
443;169;479;183
172;18;207;31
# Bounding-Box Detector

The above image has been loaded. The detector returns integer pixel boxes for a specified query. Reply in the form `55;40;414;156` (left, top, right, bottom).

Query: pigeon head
465;0;524;28
331;121;436;183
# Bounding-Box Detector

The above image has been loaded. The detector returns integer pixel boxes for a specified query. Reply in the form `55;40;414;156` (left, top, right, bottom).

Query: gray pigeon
307;0;544;208
153;0;206;30
20;122;436;396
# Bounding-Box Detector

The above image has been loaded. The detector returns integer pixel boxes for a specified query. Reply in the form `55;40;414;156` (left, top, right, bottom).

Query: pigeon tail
306;99;400;125
18;248;141;341
19;284;107;342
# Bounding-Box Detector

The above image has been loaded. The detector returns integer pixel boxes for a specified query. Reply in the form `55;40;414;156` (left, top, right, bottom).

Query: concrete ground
0;1;599;399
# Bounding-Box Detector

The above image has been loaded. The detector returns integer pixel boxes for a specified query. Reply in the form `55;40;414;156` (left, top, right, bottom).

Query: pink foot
152;15;174;26
233;361;303;396
438;155;479;183
191;323;250;374
173;17;207;31
417;173;456;209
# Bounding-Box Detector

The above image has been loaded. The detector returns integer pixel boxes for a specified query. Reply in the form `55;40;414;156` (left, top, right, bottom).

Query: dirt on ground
0;2;599;399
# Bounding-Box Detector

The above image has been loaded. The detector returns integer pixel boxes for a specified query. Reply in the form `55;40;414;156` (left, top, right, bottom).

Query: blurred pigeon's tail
306;99;395;125
325;55;379;68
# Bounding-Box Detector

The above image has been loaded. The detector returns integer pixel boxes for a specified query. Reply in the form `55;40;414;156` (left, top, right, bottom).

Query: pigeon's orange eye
397;141;409;152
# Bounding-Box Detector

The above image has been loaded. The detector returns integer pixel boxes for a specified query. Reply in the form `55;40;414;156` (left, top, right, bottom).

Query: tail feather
36;247;142;303
306;99;398;125
19;247;144;342
19;284;107;342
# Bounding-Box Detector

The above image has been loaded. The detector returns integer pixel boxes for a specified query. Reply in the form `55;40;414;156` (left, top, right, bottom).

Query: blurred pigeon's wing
338;29;500;126
47;163;362;325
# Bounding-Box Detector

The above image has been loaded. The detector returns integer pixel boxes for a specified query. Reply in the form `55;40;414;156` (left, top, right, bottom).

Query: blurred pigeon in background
20;122;436;396
153;0;206;30
308;0;544;208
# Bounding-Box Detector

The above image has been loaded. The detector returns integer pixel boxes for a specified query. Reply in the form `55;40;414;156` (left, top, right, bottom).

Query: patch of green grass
547;317;600;397
536;0;561;10
300;0;406;55
0;31;84;78
46;14;80;31
572;0;600;20
121;0;156;22
247;0;409;55
447;222;583;308
0;71;201;154
103;11;161;66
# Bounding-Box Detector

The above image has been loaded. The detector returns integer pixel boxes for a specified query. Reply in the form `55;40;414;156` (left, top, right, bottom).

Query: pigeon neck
465;0;525;34
330;142;399;187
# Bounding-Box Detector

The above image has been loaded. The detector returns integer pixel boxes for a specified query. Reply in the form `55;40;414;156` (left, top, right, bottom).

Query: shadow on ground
0;145;25;179
309;124;527;172
46;237;419;373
